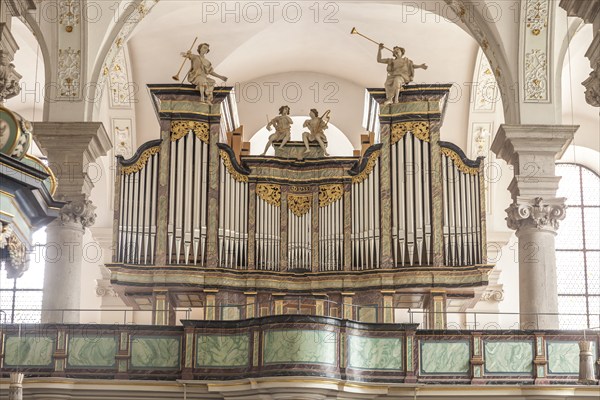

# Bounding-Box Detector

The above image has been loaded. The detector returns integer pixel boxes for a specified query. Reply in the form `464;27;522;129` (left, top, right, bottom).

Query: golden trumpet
173;37;198;81
350;27;393;52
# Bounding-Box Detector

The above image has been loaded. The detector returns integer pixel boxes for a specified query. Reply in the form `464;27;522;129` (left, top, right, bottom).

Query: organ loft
108;37;489;330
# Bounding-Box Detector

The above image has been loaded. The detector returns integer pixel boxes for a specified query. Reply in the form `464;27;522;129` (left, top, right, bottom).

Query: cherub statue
261;105;293;155
302;108;330;156
181;43;228;104
377;44;427;105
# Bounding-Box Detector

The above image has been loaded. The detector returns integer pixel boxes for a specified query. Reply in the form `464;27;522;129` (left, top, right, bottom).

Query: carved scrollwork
288;194;312;217
319;184;344;207
391;121;430;144
220;150;249;182
506;197;566;232
582;62;600;108
256;184;281;206
171;120;209;143
441;147;480;175
352;150;380;184
2;231;28;279
481;289;504;302
59;197;97;229
121;146;160;175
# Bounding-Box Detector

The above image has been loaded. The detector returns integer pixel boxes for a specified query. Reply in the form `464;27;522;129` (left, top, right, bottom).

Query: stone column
491;124;577;329
33;122;111;323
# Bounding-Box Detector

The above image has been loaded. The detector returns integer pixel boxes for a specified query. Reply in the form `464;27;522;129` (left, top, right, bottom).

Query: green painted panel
484;341;533;374
348;336;402;370
196;334;249;368
420;340;470;375
263;330;336;365
547;341;597;374
131;337;181;369
67;336;117;368
4;336;54;367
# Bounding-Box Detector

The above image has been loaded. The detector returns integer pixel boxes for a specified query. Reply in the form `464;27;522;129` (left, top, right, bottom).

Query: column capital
57;195;97;230
506;196;566;234
33;122;111;197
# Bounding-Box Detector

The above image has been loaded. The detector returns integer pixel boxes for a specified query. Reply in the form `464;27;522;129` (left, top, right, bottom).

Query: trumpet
350;27;393;52
172;37;198;81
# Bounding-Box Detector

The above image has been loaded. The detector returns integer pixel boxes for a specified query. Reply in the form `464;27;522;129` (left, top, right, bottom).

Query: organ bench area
108;84;491;328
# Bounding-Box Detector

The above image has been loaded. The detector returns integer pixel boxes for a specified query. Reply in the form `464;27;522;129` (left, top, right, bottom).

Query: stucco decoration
57;47;81;98
523;0;551;102
524;49;548;101
526;0;549;36
58;0;80;32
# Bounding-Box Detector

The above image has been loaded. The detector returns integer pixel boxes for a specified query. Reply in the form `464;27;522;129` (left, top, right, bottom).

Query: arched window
555;164;600;329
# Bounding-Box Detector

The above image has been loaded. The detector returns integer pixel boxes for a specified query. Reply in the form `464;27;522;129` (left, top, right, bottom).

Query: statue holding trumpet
174;39;228;104
351;27;428;105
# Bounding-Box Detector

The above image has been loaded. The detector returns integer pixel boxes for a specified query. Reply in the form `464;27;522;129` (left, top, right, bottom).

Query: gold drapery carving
171;120;209;143
288;194;312;217
441;147;479;175
391;121;430;144
121;146;160;175
256;184;281;206
319;184;344;207
219;150;249;182
352;150;380;184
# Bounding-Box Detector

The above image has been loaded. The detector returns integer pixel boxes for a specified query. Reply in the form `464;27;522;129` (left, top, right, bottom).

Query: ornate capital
1;224;28;279
506;197;566;232
95;278;118;297
59;197;97;229
0;49;22;104
582;63;600;107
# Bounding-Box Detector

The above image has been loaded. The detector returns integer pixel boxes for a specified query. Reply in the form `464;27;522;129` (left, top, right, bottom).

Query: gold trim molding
256;184;281;207
171;121;209;143
288;194;312;217
122;146;160;175
319;184;343;207
391;121;430;144
352;150;380;184
441;147;479;175
220;150;249;182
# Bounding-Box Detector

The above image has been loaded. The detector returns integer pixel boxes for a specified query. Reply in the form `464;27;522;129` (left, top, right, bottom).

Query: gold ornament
220;150;248;182
352;150;380;184
319;184;344;207
441;147;479;175
391;121;430;144
171;120;209;143
121;146;160;175
256;184;281;206
288;194;312;217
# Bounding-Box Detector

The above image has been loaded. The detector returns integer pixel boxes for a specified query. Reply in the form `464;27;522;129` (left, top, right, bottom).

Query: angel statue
261;105;293;155
302;108;330;156
180;42;228;104
377;43;427;105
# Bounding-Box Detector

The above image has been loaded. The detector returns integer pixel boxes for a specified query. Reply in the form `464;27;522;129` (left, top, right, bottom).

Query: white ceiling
128;0;479;148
